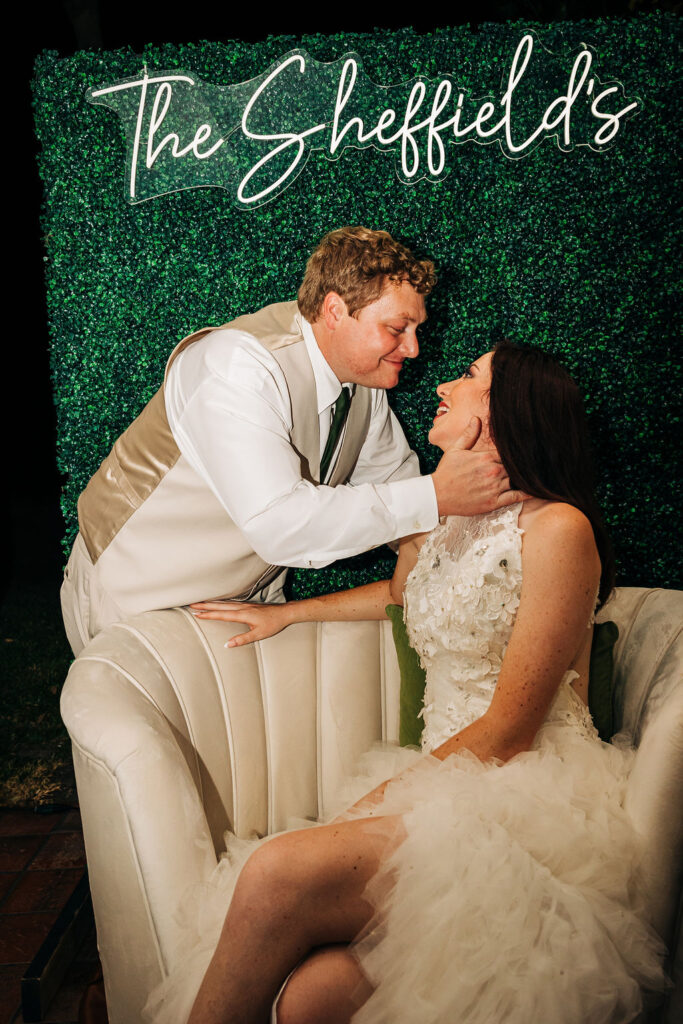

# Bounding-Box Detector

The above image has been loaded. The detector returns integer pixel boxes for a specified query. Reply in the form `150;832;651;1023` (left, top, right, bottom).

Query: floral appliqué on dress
404;504;597;751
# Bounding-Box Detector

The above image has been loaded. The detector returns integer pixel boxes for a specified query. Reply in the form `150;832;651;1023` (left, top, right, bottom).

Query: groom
61;226;518;655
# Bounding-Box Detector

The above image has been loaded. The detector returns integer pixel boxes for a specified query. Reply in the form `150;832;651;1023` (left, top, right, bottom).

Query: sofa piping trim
253;639;276;835
315;622;325;821
612;588;660;674
631;614;683;746
181;610;240;834
110;620;205;805
68;737;168;977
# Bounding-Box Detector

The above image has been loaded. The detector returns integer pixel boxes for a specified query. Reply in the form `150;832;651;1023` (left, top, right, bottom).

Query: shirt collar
300;313;353;416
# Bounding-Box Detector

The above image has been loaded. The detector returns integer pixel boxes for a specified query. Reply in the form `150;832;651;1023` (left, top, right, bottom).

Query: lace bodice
404;504;596;752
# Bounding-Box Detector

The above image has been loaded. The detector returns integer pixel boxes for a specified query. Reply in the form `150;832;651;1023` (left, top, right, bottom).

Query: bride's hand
189;601;292;647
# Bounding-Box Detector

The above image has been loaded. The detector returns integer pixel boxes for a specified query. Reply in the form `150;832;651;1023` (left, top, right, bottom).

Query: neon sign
87;33;642;209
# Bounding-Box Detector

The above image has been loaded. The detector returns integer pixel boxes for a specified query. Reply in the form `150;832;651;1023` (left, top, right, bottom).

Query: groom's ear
321;291;348;330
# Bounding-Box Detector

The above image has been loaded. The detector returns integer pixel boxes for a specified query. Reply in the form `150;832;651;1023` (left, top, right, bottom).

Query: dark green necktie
320;387;351;481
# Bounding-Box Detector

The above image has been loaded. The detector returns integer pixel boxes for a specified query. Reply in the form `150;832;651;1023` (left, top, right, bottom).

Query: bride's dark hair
488;340;614;606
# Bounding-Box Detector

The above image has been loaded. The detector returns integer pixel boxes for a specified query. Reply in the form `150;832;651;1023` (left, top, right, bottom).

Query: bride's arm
191;532;427;646
431;502;601;764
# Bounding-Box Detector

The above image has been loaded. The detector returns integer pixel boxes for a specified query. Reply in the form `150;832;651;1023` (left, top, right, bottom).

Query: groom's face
324;279;427;389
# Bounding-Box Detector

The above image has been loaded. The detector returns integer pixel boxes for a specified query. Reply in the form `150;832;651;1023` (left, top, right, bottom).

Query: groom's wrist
387;474;438;535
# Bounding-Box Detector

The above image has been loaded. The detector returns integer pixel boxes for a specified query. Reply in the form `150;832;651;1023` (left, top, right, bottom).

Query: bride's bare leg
275;945;372;1024
187;815;403;1024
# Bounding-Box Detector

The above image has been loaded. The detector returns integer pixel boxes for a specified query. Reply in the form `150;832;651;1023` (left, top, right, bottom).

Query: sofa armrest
61;611;399;1021
62;657;217;1023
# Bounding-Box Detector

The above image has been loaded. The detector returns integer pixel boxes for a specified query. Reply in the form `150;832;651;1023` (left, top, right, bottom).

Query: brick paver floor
0;807;100;1024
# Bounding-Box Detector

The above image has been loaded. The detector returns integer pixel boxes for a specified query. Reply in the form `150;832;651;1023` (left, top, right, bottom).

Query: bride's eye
460;366;473;379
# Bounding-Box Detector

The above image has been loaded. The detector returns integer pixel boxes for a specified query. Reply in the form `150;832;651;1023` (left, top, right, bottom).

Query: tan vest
77;301;372;615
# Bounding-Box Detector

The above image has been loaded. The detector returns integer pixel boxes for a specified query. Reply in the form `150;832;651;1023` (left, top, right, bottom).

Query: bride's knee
275;946;371;1024
234;834;309;913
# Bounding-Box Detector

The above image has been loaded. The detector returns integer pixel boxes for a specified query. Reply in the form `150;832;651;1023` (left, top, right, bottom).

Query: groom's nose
399;330;420;359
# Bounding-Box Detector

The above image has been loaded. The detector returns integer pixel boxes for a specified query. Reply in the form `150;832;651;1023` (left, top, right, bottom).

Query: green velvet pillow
385;605;619;747
588;620;619;741
385;604;426;748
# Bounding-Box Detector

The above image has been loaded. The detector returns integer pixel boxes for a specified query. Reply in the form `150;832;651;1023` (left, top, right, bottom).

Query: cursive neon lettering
330;58;365;153
425;80;452;176
238;55;326;203
146;82;223;167
87;33;643;208
591;87;640;146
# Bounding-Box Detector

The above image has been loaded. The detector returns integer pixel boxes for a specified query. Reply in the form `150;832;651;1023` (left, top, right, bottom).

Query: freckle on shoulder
533;501;591;534
523;502;596;561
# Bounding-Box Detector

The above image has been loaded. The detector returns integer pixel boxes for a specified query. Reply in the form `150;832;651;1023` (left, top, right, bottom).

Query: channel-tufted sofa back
60;586;682;1024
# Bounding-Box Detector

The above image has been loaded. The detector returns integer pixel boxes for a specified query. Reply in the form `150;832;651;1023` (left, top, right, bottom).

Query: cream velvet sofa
60;586;683;1023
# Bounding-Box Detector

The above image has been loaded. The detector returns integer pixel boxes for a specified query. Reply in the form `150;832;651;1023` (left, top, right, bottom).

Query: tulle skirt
144;720;669;1024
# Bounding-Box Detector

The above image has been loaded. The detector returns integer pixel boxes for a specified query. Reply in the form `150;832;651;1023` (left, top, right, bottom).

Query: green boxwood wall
33;14;681;596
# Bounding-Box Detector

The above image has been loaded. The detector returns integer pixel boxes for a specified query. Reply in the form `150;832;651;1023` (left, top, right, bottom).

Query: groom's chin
378;359;405;389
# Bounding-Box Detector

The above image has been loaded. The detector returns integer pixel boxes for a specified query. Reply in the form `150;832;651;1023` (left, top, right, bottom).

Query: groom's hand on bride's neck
431;417;529;516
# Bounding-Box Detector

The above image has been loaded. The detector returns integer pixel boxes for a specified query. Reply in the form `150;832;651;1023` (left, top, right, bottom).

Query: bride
151;341;668;1024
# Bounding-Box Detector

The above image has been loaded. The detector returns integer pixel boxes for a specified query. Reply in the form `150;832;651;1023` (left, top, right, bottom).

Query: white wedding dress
144;504;668;1024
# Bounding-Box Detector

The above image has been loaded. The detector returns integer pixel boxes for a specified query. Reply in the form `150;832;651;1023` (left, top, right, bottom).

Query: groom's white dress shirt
165;315;438;570
62;302;440;656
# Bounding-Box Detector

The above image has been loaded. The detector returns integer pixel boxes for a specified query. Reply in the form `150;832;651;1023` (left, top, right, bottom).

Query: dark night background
4;0;678;807
0;8;676;1023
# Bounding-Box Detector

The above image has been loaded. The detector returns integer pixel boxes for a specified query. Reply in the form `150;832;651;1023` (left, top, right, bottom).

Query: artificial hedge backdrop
33;13;681;597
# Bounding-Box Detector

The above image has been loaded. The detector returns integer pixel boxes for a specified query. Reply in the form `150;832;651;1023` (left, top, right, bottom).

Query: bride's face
429;351;493;450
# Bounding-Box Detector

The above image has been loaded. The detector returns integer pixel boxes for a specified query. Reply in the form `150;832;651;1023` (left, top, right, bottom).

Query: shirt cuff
384;474;439;538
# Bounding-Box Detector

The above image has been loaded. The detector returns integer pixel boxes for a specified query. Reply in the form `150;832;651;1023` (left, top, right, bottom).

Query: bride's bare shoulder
521;498;590;527
519;500;599;565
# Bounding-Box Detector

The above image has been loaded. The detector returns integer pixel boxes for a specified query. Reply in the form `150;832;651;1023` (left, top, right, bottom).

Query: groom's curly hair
298;226;436;321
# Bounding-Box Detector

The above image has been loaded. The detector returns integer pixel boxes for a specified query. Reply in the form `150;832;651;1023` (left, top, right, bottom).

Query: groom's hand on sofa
432;417;528;516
